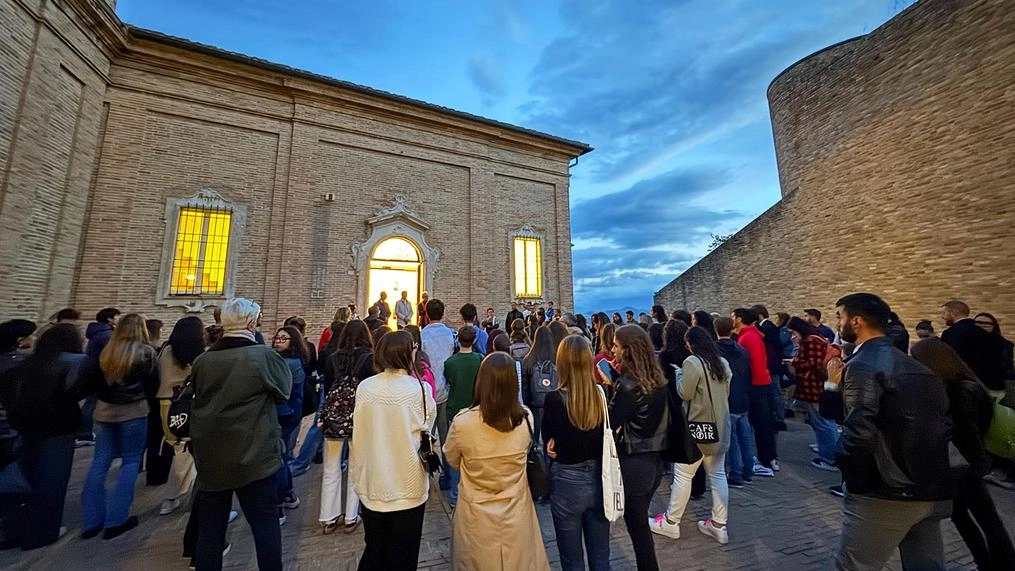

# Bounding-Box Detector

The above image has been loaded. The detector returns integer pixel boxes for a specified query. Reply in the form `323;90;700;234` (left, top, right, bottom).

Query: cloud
467;55;508;106
569;166;753;312
521;0;909;182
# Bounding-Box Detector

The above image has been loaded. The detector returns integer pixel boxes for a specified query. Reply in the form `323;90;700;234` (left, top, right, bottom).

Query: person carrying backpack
318;320;374;534
522;326;558;447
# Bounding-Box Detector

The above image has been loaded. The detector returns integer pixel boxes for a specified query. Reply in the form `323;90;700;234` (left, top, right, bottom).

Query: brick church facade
656;0;1015;328
1;0;591;332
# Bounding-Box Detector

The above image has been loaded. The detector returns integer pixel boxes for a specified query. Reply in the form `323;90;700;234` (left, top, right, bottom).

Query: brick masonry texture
655;0;1015;333
0;0;588;336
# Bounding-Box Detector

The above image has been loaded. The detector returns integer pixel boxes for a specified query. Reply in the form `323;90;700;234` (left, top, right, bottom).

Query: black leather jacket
92;346;159;405
837;336;954;501
610;375;668;455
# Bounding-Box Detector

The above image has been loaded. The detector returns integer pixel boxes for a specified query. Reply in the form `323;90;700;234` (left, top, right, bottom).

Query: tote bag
985;401;1015;460
598;385;624;522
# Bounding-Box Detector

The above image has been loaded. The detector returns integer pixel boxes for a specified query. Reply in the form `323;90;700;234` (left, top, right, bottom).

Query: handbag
686;356;720;444
598;386;624;522
985;400;1015;460
417;381;442;476
166;375;195;441
524;413;550;498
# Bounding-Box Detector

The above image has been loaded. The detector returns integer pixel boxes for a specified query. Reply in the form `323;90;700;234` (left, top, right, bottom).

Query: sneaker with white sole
752;464;775;477
697;519;729;544
810;457;838;472
648;513;681;540
809;443;819;453
771;459;780;472
829;484;845;498
278;509;287;526
159;498;181;516
279;494;300;510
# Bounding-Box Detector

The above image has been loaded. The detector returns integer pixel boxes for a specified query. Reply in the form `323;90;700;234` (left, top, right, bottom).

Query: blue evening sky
117;0;916;315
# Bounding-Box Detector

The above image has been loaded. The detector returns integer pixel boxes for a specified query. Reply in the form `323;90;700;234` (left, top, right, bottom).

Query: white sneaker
697;519;729;544
771;459;780;472
278;509;287;526
752;463;775;477
159;498;181;516
648;513;680;540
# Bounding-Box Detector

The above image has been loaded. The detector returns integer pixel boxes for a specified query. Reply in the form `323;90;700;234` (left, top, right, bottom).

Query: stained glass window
169;207;232;296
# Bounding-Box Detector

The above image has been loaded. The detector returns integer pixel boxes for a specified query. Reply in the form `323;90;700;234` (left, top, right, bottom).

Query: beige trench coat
443;407;551;571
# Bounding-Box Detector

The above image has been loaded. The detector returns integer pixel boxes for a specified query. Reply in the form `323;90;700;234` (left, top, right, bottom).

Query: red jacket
737;325;771;386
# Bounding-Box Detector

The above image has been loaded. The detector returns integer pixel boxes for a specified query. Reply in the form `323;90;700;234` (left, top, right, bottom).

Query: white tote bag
599;385;625;522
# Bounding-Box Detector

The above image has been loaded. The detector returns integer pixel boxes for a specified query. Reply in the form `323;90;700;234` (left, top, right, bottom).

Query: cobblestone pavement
3;417;1013;570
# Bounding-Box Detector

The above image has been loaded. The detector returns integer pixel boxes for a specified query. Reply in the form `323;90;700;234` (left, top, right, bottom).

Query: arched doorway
368;236;422;329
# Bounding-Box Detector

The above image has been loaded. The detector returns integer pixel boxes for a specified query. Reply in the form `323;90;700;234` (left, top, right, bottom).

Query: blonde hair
556;335;604;431
99;313;150;384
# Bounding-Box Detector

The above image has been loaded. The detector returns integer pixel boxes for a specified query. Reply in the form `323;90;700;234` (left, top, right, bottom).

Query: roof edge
767;35;865;95
125;26;592;157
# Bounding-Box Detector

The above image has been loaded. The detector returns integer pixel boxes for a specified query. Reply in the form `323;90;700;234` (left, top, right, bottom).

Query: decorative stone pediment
352;195;439;309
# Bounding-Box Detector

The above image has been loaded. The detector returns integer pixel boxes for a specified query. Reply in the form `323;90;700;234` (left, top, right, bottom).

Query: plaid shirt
793;335;829;402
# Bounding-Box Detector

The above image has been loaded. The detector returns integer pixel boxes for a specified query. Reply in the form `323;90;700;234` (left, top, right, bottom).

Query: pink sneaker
648;513;680;539
697;519;729;544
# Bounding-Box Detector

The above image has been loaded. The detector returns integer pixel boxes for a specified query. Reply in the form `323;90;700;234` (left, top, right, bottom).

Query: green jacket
190;337;292;491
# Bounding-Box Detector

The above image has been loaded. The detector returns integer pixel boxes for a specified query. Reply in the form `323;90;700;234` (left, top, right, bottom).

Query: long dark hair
974;312;1003;338
592;312;610;333
692;311;716;339
274;326;308;363
685;326;725;381
614;324;666;395
32;323;83;361
167;316;206;367
548;321;569;349
523;325;557;370
786;316;822;339
337;320;373;354
661;319;690;358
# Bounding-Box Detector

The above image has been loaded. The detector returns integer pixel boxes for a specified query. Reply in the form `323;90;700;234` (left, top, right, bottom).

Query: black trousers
620;452;662;571
358;502;426;571
952;472;1015;571
17;434;75;550
144;406;173;486
195;475;281;571
748;385;777;466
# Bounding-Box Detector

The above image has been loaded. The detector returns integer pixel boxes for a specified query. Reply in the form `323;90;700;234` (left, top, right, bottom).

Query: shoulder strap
597;385;611;431
523;411;535;442
695;355;717;423
419;380;428;422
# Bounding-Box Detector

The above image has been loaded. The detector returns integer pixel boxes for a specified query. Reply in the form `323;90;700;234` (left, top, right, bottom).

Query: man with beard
833;293;954;571
941;300;1005;398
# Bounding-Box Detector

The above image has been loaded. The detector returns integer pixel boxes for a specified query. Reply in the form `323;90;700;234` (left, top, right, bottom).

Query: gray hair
221;298;261;332
562;313;577;327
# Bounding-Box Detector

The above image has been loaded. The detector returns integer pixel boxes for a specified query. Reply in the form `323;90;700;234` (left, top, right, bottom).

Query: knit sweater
350;369;436;512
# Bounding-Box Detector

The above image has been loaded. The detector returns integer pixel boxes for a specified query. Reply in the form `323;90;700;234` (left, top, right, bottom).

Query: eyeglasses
273;336;290;342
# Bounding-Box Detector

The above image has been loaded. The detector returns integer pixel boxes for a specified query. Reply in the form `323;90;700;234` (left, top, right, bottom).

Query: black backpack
528;360;558;408
167;375;195;441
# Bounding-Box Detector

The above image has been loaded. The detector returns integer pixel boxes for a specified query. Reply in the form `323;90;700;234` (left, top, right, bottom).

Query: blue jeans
82;417;147;529
549;460;611;571
802;402;839;464
292;390;326;473
727;412;756;484
275;416;299;501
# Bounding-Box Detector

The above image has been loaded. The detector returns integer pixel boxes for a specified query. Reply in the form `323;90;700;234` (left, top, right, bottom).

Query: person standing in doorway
395;291;413;330
373;292;391;326
417;292;430;327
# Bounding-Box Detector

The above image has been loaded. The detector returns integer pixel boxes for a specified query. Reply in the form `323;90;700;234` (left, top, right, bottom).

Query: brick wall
656;0;1015;334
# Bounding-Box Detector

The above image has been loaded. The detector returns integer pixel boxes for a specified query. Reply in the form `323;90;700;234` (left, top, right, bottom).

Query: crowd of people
1;292;1014;571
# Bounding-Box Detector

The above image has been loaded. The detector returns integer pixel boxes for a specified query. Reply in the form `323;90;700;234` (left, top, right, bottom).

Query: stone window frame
156;189;247;313
510;223;545;302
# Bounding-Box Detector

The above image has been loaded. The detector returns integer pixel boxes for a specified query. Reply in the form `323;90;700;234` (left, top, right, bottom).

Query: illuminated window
170;208;232;295
512;228;543;299
158;189;246;312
